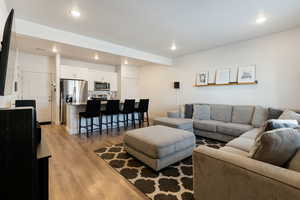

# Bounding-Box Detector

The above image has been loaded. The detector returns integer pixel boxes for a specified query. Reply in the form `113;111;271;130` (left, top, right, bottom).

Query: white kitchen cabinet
60;65;88;80
106;72;118;91
87;70;118;91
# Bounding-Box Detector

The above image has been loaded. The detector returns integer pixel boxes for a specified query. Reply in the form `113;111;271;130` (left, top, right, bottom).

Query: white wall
139;64;178;117
140;27;300;117
0;0;9;107
18;52;55;74
118;64;141;100
0;0;7;31
61;58;117;72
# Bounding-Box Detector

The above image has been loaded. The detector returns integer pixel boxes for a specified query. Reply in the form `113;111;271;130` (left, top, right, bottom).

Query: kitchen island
65;101;139;134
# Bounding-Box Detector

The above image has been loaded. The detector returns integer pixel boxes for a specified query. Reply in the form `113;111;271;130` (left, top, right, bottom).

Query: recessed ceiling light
70;9;81;18
94;54;99;60
256;15;267;24
124;59;128;65
171;43;177;51
52;46;58;53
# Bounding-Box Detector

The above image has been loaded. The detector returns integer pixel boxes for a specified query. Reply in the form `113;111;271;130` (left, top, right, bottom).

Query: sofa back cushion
249;128;300;166
232;105;254;124
211;104;232;122
193;104;210;120
252;106;268;128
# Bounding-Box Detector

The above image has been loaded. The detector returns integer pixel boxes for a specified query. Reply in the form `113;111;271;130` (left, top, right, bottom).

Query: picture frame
229;66;238;83
196;71;208;85
208;69;216;84
216;69;230;84
238;65;256;83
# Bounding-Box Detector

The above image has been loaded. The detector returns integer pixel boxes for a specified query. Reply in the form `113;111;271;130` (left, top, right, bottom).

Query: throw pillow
193;104;210;120
279;110;300;124
264;119;299;131
267;108;284;120
184;104;194;119
249;128;300;166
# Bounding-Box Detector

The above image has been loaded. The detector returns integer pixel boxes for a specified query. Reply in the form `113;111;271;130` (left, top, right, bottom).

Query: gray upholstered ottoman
153;117;193;132
124;125;196;171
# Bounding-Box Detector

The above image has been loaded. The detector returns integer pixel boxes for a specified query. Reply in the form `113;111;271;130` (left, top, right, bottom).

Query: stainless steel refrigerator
60;79;88;124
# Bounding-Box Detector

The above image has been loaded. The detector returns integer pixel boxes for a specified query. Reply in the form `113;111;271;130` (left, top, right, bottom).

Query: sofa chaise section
193;145;300;200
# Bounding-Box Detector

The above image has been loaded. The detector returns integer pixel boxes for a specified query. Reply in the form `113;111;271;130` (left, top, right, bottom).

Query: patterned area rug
95;137;225;200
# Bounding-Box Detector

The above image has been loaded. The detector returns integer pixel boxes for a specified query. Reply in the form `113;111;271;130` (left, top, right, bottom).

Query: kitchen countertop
65;100;139;135
67;100;133;106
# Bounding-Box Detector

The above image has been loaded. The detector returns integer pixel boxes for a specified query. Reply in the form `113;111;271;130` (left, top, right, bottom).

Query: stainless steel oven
94;81;110;91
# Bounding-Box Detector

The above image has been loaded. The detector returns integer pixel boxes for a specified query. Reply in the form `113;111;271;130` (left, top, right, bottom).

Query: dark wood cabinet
0;107;51;200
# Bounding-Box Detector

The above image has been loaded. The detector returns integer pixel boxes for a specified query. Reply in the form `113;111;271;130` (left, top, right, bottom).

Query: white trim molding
16;19;173;66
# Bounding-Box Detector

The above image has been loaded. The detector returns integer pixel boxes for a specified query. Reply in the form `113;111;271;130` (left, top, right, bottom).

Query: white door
21;71;53;123
123;78;139;99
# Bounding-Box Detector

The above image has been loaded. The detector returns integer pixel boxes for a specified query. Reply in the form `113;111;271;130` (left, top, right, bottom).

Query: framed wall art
196;71;208;85
238;65;256;83
216;69;230;84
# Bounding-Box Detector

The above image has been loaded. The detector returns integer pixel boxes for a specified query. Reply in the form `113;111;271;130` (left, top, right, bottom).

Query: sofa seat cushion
232;105;254;124
240;127;264;139
226;137;255;152
124;125;195;159
216;123;253;137
193;120;226;132
211;104;233;122
219;146;248;157
153;117;193;130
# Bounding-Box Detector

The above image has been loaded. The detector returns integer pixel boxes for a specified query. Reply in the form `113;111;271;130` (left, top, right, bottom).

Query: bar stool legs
79;116;82;135
146;112;150;126
99;115;102;134
132;113;136;128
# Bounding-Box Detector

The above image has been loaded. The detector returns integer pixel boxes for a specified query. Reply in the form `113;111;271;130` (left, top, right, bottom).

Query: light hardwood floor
43;124;147;200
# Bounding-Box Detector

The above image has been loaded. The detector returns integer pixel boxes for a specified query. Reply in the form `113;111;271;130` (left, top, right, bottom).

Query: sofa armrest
193;145;300;200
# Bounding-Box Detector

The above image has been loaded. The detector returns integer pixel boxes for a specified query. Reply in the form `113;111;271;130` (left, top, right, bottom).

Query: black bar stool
135;99;150;127
100;100;120;134
119;99;136;129
79;100;101;137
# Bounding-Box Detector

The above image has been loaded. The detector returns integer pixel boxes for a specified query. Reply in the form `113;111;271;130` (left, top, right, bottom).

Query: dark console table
37;136;51;200
0;107;51;200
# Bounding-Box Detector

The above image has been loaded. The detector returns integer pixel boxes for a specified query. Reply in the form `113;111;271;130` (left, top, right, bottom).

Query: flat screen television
0;9;16;96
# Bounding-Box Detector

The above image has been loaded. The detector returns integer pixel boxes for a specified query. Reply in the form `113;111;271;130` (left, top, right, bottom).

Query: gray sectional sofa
174;104;268;142
162;104;300;199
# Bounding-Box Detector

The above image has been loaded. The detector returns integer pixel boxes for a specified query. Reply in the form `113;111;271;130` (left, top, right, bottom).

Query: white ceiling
17;34;152;66
6;0;300;58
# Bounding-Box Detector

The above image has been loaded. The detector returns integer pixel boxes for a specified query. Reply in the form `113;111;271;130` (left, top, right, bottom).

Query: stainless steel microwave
94;81;110;91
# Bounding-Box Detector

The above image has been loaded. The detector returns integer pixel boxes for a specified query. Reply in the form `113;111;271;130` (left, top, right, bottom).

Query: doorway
21;71;53;123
